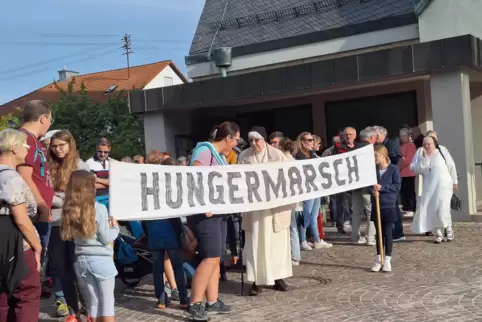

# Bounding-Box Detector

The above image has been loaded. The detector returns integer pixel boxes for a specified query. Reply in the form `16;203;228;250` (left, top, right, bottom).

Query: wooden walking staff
374;164;384;267
374;194;385;267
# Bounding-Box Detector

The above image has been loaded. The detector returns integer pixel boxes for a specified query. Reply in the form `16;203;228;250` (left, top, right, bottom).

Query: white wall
471;90;482;205
144;65;185;89
143;111;194;157
418;0;482;42
187;24;419;79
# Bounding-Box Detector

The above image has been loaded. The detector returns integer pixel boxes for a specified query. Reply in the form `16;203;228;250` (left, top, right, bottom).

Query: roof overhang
129;35;482;114
185;13;418;65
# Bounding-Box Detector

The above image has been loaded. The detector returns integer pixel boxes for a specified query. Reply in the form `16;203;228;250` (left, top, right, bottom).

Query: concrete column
430;71;477;221
143;112;168;153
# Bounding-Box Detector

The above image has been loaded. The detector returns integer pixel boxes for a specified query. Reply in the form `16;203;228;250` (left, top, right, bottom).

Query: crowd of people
0;99;459;322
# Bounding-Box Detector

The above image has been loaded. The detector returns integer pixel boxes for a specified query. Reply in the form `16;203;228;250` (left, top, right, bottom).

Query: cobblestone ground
40;222;482;321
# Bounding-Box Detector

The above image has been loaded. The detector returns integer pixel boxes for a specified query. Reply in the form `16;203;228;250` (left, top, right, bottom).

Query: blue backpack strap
19;129;46;177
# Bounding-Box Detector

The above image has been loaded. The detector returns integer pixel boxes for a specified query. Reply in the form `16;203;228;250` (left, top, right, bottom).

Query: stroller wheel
121;276;141;288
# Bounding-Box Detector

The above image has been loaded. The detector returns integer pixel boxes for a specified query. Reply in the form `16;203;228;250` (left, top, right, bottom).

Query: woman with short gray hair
0;129;42;321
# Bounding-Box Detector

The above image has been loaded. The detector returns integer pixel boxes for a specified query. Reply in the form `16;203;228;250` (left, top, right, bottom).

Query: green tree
52;79;145;160
0;112;21;131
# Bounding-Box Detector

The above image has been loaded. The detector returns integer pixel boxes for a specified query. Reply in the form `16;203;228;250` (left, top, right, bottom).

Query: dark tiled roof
189;0;416;56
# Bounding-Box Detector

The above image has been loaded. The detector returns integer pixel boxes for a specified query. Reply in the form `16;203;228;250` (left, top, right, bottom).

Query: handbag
451;194;462;211
182;224;198;260
438;148;462;211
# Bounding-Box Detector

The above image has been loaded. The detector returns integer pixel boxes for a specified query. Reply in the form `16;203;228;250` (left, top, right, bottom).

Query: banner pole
375;195;385;267
238;214;244;296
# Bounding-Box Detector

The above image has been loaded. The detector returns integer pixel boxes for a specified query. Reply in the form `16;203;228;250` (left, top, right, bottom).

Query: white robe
240;146;293;286
410;148;456;233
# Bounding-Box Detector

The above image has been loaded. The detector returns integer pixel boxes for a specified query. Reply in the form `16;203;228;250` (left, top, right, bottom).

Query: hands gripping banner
109;145;377;220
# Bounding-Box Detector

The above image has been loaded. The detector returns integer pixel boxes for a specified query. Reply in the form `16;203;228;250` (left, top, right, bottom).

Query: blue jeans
152;249;188;304
290;212;301;261
74;256;116;318
34;222;51;266
299;198;321;243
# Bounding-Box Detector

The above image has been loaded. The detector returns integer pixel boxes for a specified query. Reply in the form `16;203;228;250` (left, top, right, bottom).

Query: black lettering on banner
333;158;346;186
208;172;226;204
245;171;262;203
302;164;318;193
165;173;183;209
345;156;359;183
262;168;287;202
186;172;206;207
318;162;332;189
140;172;160;211
287;166;303;196
227;172;243;204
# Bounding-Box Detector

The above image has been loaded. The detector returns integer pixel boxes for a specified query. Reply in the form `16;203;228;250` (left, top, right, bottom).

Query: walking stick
375;194;385;267
238;214;245;296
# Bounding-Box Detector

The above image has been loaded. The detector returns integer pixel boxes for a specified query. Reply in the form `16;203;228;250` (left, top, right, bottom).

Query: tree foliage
0;112;21;131
51;79;144;160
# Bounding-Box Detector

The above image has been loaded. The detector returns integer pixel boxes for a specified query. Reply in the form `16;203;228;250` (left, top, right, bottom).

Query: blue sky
0;0;205;104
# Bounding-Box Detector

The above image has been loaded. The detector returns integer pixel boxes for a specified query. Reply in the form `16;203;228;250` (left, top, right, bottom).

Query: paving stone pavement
39;222;482;322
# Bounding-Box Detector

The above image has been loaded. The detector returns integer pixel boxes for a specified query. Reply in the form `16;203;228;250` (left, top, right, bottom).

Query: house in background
0;59;187;115
131;0;482;221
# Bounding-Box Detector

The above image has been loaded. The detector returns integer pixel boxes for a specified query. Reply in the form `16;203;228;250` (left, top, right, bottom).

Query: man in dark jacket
410;126;424;149
330;127;362;234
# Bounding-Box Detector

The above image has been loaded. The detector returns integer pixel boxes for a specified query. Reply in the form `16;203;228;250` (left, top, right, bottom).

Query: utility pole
122;33;133;79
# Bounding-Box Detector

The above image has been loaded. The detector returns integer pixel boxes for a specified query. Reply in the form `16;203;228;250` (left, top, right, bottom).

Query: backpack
19;129;46;177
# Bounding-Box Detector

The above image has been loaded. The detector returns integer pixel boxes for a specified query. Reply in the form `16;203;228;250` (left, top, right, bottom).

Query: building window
164;76;173;86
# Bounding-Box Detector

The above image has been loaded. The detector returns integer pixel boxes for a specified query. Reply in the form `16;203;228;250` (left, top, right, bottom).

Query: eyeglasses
230;136;240;143
97;151;109;155
50;143;67;150
42;114;54;125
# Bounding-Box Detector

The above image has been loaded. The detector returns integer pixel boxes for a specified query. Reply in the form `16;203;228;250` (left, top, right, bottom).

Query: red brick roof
0;60;188;115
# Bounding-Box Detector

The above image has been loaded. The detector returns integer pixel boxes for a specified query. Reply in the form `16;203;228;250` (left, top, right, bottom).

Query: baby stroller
95;195;153;288
114;221;153;288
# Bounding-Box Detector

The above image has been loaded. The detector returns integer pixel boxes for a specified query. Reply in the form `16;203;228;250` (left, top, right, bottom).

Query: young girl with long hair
62;171;119;322
371;145;401;273
48;130;90;320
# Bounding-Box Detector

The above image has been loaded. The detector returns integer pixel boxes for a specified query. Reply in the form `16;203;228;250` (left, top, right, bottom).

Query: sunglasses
97;151;109;155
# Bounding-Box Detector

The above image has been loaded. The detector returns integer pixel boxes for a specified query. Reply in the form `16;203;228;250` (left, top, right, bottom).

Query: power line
0;48;121;83
0;45;118;75
0;41;119;46
42;33;120;38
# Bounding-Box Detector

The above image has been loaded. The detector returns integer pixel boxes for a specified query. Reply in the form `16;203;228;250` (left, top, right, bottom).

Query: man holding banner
238;127;294;295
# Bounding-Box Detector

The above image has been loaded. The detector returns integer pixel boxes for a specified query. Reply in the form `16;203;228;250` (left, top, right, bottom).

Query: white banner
109;145;377;220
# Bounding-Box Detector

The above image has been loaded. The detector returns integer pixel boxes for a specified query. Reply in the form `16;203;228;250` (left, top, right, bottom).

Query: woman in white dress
410;136;458;243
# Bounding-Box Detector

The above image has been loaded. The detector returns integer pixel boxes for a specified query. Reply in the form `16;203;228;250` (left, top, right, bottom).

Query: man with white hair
359;127;377;144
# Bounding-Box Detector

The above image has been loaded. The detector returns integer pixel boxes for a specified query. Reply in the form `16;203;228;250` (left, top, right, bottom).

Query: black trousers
48;227;80;313
400;177;416;212
375;220;393;257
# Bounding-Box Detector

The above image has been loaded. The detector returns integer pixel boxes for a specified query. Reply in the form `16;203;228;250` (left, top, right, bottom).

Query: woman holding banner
184;122;238;321
294;132;332;250
238;126;294;296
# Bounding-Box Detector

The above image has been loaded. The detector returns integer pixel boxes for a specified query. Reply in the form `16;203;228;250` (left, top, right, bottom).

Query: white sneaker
371;262;382;272
352;237;367;245
366;240;376;246
382;262;392;272
292;260;300;266
393;236;406;242
301;241;312;251
446;230;454;242
314;240;333;249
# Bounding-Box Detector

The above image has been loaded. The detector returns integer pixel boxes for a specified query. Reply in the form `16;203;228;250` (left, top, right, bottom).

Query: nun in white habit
410;136;457;243
238;126;294;295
